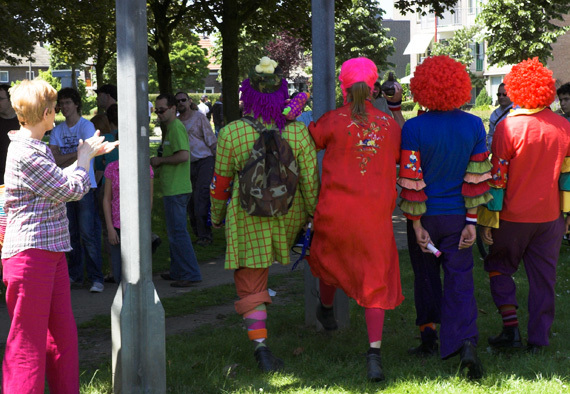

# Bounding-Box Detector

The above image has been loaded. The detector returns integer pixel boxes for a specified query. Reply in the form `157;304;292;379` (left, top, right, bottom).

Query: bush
475;89;492;109
401;100;416;111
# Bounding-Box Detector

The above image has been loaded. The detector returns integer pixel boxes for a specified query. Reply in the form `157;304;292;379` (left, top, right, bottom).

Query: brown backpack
238;116;299;217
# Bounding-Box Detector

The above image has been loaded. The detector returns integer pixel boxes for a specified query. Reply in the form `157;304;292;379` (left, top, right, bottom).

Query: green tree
37;69;62;92
333;0;395;70
149;35;210;93
431;26;479;66
394;0;460;16
0;0;47;64
478;0;570;66
40;0;116;89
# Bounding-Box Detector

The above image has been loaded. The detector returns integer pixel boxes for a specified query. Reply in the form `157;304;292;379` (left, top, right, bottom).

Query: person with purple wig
209;57;319;372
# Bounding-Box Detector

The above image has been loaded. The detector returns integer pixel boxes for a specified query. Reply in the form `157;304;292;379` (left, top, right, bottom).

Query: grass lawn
79;244;570;393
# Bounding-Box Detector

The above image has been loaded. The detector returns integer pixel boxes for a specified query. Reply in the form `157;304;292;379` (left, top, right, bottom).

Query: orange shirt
492;108;570;223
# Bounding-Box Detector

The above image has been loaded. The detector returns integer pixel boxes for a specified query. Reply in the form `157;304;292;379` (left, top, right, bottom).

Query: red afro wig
410;55;472;111
504;57;555;109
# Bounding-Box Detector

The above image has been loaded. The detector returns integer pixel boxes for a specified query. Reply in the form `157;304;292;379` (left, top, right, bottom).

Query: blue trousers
407;216;479;359
163;193;202;281
67;189;103;284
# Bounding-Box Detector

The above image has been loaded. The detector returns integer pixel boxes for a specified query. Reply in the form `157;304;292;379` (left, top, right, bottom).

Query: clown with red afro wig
504;57;555;109
410;55;472;111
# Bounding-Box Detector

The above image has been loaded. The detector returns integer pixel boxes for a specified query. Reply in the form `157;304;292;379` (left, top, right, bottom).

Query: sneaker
89;282;104;293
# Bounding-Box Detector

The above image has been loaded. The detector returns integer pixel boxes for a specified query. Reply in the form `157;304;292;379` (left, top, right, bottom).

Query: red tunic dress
308;101;404;309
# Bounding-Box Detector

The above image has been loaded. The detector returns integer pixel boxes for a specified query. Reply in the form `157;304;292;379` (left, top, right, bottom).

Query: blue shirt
401;109;487;216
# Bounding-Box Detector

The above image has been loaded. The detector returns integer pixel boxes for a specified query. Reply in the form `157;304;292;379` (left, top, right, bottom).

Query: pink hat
339;57;378;104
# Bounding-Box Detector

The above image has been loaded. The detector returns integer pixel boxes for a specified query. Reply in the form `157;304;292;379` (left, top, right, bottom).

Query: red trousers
2;249;79;394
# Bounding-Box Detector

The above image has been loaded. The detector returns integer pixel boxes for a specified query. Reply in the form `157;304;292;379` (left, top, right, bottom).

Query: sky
378;0;395;19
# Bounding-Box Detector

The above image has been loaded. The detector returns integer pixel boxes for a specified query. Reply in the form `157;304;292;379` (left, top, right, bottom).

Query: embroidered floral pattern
346;115;391;175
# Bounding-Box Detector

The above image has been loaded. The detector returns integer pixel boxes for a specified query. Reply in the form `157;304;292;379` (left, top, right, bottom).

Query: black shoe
408;341;438;357
316;303;338;331
151;234;162;254
526;343;543;355
488;326;523;349
459;340;484;380
366;353;385;382
254;346;284;373
160;273;175;281
196;238;212;247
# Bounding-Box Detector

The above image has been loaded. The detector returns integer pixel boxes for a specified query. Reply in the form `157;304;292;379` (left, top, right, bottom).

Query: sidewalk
0;210;409;345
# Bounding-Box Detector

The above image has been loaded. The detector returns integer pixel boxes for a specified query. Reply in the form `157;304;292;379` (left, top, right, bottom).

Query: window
26;71;35;80
203;87;214;94
0;71;8;83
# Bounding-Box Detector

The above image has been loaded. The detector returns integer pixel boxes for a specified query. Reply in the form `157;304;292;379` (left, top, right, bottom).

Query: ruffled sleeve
398;149;427;220
462;151;493;209
559;156;570;212
476;154;507;228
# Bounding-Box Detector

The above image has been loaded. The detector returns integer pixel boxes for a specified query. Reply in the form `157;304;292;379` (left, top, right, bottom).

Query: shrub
475;88;492;109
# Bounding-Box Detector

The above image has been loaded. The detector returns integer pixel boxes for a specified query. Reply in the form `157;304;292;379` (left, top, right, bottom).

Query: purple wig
239;78;289;132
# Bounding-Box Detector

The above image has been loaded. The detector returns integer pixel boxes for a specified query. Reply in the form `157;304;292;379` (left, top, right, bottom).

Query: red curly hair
504;57;555;109
410;55;472;111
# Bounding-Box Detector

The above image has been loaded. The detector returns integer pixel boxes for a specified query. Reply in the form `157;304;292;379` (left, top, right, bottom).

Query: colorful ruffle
464;172;492;184
559;172;570;191
477;205;500;229
561;191;570;212
400;188;427;202
397;178;426;191
462;181;491;198
486;187;504;211
561;156;570;173
465;192;493;209
489;155;509;188
465;159;493;174
399;199;427;217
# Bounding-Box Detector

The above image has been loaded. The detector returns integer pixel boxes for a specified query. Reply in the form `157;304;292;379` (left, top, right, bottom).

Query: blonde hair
10;79;57;126
346;81;370;123
90;113;112;135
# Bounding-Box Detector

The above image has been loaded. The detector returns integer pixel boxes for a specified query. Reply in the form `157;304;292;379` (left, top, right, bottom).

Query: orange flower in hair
504;57;555;109
410;55;472;111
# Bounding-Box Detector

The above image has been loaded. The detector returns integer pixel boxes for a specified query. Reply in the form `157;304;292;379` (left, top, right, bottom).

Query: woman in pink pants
1;80;118;393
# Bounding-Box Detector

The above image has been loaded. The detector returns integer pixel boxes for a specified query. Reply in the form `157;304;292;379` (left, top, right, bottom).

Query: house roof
0;44;50;68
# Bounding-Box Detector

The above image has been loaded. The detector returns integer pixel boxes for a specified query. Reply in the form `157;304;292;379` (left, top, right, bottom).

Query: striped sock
244;304;267;349
500;306;518;328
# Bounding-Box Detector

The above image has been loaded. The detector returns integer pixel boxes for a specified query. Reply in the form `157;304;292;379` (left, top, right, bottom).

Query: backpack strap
242;116;268;135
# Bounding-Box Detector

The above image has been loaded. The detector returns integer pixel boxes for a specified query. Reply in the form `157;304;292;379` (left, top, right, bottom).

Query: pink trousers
2;249;79;393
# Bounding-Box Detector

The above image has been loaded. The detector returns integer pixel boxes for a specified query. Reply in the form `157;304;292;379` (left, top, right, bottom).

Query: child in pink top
102;160;154;283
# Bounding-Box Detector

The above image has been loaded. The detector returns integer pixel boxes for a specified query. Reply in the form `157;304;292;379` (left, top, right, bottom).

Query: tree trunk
220;0;241;122
149;1;173;95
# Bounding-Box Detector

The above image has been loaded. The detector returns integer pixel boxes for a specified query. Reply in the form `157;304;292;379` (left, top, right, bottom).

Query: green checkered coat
211;119;319;269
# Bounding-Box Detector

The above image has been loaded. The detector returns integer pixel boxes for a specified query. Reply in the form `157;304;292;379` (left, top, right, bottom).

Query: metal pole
307;0;350;330
113;0;166;392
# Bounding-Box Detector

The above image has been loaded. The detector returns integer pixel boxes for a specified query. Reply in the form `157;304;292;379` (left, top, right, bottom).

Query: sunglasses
497;93;508;97
155;107;169;115
176;98;188;103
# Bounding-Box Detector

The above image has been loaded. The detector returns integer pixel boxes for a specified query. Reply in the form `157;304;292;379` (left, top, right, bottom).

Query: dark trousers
485;215;564;346
407;216;478;359
189;156;214;241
